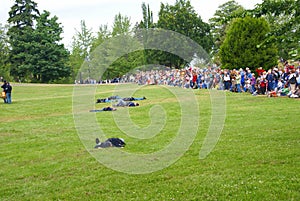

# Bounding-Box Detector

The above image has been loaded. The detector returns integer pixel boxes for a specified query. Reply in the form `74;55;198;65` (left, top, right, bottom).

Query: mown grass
0;84;299;201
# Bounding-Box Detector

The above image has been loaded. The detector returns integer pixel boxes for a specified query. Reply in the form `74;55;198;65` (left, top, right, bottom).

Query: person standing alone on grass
5;82;12;104
1;80;8;103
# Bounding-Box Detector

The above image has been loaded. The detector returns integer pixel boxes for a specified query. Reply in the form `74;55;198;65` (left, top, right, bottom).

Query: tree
76;14;139;82
156;0;213;68
251;0;300;60
209;0;244;63
112;13;131;37
7;0;40;81
0;23;10;79
90;24;111;52
134;3;155;66
106;14;144;79
71;20;94;60
138;3;155;29
30;11;70;83
7;0;70;83
219;16;278;70
69;20;94;82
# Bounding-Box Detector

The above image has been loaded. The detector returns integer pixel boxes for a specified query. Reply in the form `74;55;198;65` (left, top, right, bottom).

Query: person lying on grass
96;98;111;103
108;95;146;101
113;99;139;107
94;137;126;148
89;107;117;112
122;96;146;101
96;96;146;103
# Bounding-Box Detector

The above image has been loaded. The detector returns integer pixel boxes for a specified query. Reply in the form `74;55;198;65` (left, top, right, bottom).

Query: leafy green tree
77;14;138;81
112;13;131;37
90;24;111;52
0;23;10;79
209;0;244;63
7;0;70;83
156;0;213;68
106;14;144;80
71;20;94;60
7;0;40;81
251;0;300;60
219;16;278;70
134;3;156;67
30;11;70;83
138;3;155;29
69;20;94;82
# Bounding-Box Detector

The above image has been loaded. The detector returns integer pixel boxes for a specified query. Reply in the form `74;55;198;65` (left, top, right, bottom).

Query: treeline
0;0;299;83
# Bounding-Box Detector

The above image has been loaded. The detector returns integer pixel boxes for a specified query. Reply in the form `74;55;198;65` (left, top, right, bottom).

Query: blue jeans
267;81;274;91
236;84;241;92
224;81;231;90
251;85;256;93
6;93;11;103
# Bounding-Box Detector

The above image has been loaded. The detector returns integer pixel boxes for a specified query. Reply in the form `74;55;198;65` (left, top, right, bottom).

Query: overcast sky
0;0;262;48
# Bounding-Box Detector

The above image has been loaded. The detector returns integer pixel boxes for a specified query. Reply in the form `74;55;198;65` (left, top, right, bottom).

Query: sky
0;0;262;48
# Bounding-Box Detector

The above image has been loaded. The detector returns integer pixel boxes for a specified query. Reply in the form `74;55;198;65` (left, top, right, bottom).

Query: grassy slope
0;84;299;201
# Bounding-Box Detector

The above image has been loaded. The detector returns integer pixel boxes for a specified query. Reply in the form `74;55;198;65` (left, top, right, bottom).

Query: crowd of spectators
119;62;300;98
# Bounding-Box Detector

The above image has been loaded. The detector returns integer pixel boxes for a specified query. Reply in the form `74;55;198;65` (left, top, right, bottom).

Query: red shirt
256;69;265;76
193;74;197;82
260;80;266;87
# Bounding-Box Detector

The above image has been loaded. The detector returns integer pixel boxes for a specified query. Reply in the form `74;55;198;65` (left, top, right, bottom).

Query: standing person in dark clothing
5;82;12;104
1;80;8;103
266;70;274;92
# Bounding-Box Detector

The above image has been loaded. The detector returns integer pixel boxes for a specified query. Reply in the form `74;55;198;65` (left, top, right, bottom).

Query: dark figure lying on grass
96;98;111;103
108;95;146;101
113;99;139;107
94;137;126;148
89;107;117;112
96;96;121;103
122;96;146;101
96;96;146;103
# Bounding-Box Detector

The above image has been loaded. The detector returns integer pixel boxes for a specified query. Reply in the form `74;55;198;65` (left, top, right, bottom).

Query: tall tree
88;24;112;81
209;0;244;63
7;0;70;83
7;0;40;81
219;16;278;70
31;11;70;83
112;13;131;36
251;0;300;60
69;20;94;82
135;3;155;66
138;3;155;29
90;24;111;52
105;14;144;79
0;23;10;79
71;20;94;60
156;0;213;68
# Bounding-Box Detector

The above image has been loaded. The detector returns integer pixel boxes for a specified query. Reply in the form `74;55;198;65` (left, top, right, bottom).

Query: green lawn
0;84;299;201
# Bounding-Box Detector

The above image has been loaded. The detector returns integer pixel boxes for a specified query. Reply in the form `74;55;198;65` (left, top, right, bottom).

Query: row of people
120;64;300;98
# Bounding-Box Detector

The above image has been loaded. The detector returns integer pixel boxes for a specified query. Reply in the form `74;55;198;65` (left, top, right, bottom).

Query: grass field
0;84;299;201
